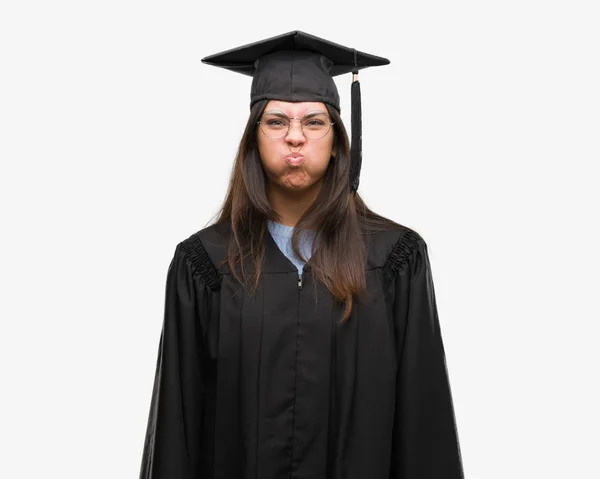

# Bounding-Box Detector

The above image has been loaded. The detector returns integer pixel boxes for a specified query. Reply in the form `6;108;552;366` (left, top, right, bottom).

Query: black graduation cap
201;30;390;194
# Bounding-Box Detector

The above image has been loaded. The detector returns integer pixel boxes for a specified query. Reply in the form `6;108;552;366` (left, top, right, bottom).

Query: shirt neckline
267;219;296;238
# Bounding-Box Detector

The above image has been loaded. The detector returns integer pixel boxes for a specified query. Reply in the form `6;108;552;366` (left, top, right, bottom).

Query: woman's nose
285;122;306;145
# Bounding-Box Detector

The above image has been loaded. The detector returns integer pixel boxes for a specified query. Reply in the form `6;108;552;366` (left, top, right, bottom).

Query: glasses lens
260;114;289;139
302;113;332;139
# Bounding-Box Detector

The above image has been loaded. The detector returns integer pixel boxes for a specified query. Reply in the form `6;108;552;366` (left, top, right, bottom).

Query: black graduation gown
139;219;464;479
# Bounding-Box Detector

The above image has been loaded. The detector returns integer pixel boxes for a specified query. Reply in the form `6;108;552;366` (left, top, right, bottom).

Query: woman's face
257;100;335;192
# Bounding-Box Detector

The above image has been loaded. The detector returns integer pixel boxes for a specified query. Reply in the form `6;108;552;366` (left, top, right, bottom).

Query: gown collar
215;218;314;274
264;221;314;273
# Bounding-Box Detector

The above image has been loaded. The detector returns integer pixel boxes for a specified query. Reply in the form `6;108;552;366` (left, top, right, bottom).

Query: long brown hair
209;99;402;323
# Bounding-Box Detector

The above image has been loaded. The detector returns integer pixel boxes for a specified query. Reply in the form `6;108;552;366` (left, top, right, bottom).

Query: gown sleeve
388;231;465;478
139;242;210;479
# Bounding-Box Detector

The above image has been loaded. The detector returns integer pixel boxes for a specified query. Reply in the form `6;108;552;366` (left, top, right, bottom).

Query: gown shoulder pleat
180;232;222;290
382;228;423;280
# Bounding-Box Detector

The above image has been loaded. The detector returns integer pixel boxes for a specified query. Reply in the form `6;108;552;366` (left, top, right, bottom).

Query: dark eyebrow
263;110;289;118
302;111;329;119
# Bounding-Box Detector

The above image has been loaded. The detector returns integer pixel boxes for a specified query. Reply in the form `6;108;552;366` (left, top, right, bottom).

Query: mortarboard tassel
349;49;362;195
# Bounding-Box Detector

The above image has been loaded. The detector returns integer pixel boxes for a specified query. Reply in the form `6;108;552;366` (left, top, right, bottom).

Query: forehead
264;100;328;116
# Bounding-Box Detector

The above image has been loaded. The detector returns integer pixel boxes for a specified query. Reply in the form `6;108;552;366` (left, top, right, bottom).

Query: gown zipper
298;263;308;289
291;263;304;475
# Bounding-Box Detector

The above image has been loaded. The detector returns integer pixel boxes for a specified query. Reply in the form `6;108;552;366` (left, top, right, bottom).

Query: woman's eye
267;119;286;126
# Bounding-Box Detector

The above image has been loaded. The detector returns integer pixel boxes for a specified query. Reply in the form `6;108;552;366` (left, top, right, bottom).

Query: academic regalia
139;219;463;478
139;30;464;478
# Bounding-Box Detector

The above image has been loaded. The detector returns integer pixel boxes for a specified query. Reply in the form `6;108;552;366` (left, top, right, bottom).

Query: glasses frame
257;110;336;140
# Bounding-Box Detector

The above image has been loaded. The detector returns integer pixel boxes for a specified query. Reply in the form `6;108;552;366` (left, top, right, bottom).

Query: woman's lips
285;155;305;166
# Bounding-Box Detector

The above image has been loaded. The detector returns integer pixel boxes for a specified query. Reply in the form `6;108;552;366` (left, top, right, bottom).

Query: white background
1;1;599;477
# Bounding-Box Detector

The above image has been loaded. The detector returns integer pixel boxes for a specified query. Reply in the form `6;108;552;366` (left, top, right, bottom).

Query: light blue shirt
267;220;315;275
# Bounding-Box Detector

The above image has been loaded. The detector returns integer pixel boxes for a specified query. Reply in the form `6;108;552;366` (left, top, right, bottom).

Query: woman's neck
266;181;322;227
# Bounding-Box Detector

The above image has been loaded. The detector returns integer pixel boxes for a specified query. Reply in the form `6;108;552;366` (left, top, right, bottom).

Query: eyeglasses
257;109;335;140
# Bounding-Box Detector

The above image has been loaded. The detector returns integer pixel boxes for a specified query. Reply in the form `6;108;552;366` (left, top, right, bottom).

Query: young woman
139;30;464;479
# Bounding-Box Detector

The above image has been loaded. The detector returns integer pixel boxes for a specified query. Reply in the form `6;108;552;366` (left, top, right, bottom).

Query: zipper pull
298;272;303;289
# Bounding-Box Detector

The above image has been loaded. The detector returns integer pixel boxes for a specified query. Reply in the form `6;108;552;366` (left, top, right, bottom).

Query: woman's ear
331;146;337;158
